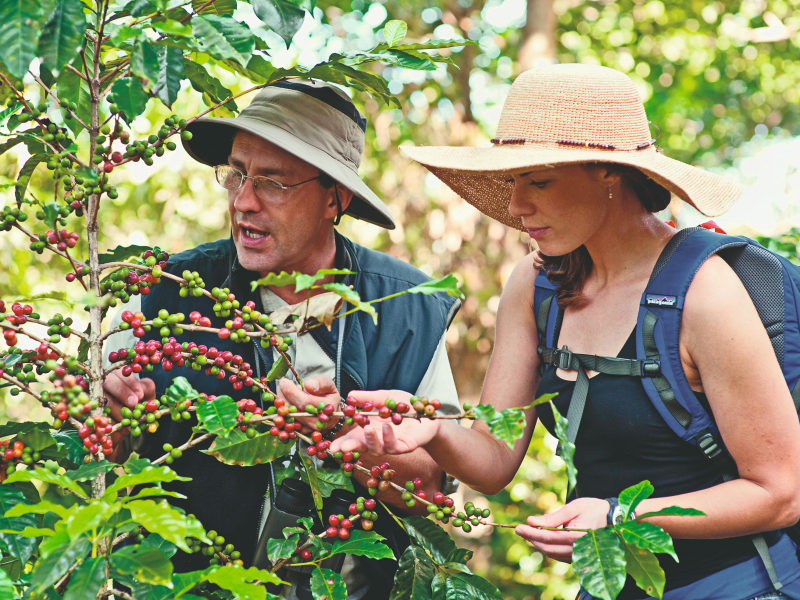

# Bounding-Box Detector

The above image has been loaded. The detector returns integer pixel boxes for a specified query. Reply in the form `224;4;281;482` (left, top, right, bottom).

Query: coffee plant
0;1;702;598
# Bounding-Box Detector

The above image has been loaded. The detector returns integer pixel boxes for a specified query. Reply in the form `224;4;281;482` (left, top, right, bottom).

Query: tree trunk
519;0;556;72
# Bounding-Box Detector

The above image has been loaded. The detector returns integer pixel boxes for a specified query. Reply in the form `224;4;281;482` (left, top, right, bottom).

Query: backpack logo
646;294;678;307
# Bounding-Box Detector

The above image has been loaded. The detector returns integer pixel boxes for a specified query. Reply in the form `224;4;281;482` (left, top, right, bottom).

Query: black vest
139;233;460;595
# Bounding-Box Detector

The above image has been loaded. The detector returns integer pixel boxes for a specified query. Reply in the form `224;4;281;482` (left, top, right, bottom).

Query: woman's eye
529;180;548;188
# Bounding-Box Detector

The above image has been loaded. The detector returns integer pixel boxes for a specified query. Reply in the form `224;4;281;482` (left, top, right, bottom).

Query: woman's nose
232;179;261;214
508;184;533;218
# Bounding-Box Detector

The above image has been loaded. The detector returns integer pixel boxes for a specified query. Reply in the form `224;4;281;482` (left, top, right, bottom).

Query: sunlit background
2;0;800;597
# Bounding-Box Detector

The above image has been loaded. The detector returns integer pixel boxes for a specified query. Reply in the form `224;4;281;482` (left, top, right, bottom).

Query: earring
608;188;613;200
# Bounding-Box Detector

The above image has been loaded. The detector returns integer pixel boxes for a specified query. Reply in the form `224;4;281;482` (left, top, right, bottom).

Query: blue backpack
534;226;800;591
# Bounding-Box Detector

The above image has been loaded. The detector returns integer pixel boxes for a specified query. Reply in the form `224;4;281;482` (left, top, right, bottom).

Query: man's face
227;131;338;276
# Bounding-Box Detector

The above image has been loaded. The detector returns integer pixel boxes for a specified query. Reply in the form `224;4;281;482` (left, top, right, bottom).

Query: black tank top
535;328;765;597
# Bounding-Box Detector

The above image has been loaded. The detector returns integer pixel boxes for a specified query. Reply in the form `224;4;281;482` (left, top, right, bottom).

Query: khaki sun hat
401;64;743;231
182;80;395;229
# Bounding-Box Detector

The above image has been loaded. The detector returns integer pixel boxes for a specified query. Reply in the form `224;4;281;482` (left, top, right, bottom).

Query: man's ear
325;183;354;219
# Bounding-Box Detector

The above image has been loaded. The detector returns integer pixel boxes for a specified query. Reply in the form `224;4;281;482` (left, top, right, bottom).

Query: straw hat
402;64;742;230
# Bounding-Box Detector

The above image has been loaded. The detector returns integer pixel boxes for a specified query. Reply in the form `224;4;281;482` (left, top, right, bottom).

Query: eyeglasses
215;165;323;204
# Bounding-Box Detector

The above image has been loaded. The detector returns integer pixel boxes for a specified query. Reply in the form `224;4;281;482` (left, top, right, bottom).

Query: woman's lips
527;227;549;239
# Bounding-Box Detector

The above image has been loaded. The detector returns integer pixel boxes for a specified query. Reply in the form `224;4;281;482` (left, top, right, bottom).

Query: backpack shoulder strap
637;227;750;444
534;269;563;375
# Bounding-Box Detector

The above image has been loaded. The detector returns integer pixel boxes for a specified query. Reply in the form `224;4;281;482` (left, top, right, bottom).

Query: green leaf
31;529;91;591
0;421;50;437
4;500;70;520
572;528;626;600
407;274;465;299
266;533;300;561
0;486;37;563
18;427;57;452
108;23;144;46
383;20;407;48
192;15;255;67
384;49;437;71
52;429;85;466
402;516;456;564
618;521;677;561
192;0;236;16
382;39;476;52
204;566;285;600
321;283;377;325
110;545;174;586
310;568;347;600
152;20;193;36
390;545;434;600
126;0;157;18
441;573;503;600
431;572;446;600
55;40;92;133
184;59;237;109
203;429;293;466
154;45;184;107
330;530;393;560
266;355;289;381
128;500;210;552
551;402;577;495
220;55;275;86
38;0;86;76
294;269;354;292
111;76;150;123
165;376;201;405
141;532;178;559
298;449;324;513
634;507;706;520
132;40;161;84
104;465;190;499
523;393;559;409
15;153;48;204
471;404;527;449
251;271;298;291
315;467;354;497
63;556;107;600
4;468;88;499
623;543;665;600
446;548;473;564
65;502;120;538
251;0;305;46
196;395;239;436
0;567;13;600
67;460;115;482
0;0;43;80
619;481;654;522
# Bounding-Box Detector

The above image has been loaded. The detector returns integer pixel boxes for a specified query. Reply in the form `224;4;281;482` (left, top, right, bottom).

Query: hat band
489;136;659;151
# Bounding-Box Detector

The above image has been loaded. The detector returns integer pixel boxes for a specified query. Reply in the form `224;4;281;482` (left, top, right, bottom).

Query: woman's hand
514;498;609;563
329;390;441;455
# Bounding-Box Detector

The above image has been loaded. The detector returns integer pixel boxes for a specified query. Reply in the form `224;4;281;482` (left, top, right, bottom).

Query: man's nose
232;178;262;214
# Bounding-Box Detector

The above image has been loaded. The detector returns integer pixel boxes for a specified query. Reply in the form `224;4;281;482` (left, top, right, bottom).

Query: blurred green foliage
2;0;800;597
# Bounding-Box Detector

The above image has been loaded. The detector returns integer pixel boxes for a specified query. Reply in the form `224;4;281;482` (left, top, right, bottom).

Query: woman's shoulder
501;252;539;303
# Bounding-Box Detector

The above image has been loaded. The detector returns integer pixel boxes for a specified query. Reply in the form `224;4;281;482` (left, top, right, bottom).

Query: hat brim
401;144;743;231
183;117;395;230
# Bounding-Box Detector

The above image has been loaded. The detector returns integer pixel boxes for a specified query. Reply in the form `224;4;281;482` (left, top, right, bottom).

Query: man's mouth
241;226;269;240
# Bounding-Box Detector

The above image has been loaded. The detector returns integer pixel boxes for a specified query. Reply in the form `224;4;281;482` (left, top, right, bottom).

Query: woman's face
508;164;617;257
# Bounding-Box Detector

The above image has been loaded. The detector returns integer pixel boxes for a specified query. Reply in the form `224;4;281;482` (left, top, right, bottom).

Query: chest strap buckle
556;346;573;370
641;360;660;377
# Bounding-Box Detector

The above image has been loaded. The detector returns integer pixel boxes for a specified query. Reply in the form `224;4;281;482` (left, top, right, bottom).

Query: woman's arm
332;253;544;495
517;255;800;561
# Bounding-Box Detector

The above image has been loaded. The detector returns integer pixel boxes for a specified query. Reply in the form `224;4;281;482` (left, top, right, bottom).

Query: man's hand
104;369;156;423
278;377;340;434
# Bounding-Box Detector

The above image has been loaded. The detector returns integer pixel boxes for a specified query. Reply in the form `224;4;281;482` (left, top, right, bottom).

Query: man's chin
234;238;279;274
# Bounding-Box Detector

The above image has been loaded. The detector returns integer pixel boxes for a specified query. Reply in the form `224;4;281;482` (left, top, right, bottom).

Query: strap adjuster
696;431;722;460
556;346;573;370
642;360;660;377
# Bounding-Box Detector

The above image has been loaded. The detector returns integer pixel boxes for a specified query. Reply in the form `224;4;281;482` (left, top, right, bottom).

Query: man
102;81;461;598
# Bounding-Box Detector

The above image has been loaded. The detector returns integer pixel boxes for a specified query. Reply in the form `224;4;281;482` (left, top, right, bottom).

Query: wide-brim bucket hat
402;64;742;230
182;80;395;229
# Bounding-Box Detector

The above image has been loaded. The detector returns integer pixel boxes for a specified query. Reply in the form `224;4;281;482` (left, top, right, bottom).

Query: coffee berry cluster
101;249;168;304
0;205;27;231
186;528;243;567
325;498;379;539
1;302;36;347
77;415;115;456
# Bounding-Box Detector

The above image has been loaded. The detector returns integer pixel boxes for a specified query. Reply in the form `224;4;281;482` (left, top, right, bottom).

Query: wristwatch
605;497;635;526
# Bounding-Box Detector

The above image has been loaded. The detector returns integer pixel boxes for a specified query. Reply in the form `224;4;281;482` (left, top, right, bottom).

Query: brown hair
533;164;672;307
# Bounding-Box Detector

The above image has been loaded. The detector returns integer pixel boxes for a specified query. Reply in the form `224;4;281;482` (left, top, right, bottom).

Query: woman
330;64;800;599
